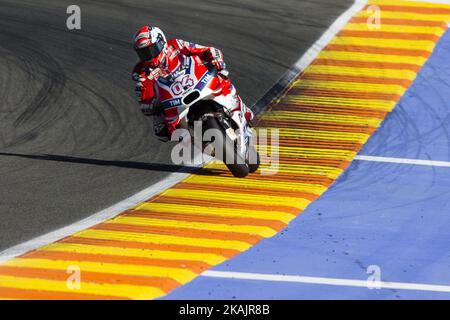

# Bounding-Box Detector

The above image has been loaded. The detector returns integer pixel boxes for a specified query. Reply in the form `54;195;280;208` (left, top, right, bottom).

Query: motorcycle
151;55;260;178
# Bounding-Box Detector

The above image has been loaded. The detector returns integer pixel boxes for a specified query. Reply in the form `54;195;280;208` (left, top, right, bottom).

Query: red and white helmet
133;26;167;68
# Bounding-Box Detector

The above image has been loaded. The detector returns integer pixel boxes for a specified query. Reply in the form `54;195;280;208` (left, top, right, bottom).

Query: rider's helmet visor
136;37;165;62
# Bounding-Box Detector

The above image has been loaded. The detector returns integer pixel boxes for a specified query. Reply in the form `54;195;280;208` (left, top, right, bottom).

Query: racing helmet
133;26;167;68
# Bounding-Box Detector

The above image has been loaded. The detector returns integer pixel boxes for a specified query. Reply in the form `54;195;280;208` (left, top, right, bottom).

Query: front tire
203;116;249;178
247;145;260;173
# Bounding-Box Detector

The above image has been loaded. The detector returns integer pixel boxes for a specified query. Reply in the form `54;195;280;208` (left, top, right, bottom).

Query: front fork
229;109;254;159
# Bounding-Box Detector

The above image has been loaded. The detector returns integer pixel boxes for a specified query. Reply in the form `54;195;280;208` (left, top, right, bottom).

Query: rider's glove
211;59;226;71
209;47;226;71
132;72;146;99
133;69;159;105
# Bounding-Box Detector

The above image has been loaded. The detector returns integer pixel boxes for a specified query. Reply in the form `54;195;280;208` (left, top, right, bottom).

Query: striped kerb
1;0;450;299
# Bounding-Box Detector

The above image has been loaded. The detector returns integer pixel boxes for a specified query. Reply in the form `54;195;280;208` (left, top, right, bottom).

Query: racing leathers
132;39;253;141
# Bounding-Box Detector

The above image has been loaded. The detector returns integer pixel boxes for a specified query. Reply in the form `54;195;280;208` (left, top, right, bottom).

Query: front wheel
247;145;260;173
203;116;249;178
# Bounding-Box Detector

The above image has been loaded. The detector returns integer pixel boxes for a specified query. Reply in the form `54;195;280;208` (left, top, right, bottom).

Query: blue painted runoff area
165;29;450;300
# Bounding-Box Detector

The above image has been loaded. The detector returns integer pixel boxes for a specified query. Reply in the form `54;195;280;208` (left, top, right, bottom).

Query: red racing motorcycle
153;56;260;177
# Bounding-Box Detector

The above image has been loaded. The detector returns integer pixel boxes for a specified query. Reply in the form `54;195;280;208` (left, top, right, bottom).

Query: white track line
0;0;367;262
202;270;450;293
355;155;450;167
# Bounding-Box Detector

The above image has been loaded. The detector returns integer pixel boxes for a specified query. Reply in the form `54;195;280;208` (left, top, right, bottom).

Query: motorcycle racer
131;25;254;141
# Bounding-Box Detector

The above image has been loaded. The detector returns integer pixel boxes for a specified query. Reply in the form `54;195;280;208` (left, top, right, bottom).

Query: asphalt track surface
0;1;353;251
168;26;450;300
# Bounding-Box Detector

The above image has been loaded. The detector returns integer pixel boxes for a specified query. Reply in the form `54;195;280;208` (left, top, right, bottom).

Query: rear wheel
203;116;249;178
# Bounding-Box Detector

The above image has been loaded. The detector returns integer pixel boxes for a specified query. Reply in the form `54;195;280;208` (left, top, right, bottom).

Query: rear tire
203;116;249;178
